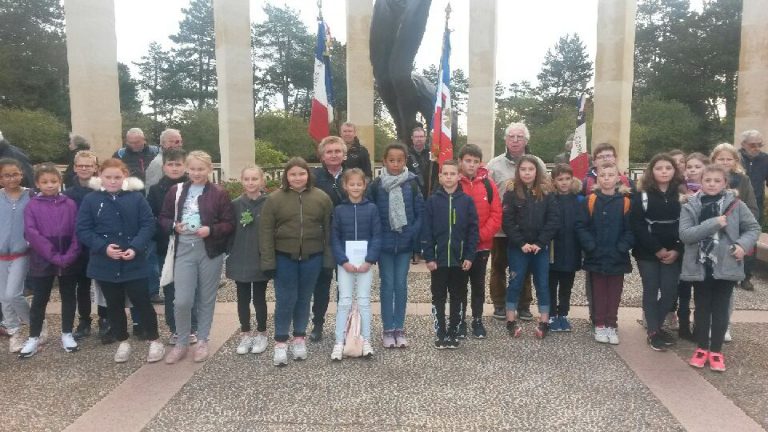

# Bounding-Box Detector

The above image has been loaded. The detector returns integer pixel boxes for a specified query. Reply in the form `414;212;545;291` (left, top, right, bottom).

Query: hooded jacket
344;137;373;179
76;177;155;282
550;181;585;272
421;187;479;267
501;184;560;249
24;193;82;276
0;188;31;256
679;190;761;282
331;198;382;265
576;186;635;275
226;193;269;282
458;166;502;251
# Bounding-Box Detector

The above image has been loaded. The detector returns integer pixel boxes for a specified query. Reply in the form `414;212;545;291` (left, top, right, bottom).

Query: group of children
0;136;761;373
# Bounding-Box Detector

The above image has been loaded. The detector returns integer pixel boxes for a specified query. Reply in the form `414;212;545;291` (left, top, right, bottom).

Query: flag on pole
569;94;590;179
431;22;453;167
308;20;334;142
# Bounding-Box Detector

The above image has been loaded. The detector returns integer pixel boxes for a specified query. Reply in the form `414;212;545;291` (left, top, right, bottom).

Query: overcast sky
114;0;599;87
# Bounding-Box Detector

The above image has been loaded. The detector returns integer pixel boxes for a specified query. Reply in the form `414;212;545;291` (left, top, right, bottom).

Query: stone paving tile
145;316;684;431
670;323;768;430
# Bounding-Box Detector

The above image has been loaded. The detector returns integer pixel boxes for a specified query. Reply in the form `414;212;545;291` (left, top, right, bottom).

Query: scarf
698;193;724;266
379;168;410;233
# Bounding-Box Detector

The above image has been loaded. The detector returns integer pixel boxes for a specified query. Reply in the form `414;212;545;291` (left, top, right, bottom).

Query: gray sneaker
291;338;308;360
382;330;396;348
393;329;408;348
273;344;288;366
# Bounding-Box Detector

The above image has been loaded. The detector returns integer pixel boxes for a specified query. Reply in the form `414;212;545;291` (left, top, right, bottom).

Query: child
330;168;382;360
367;143;424;348
582;142;635;195
76;158;165;363
548;164;584;332
227;165;270;356
668;150;686;175
19;164;82;357
684;153;709;196
0;158;32;353
146;148;196;345
630;154;684;352
457;144;502;339
160;151;234;364
679;165;760;372
576;162;634;345
422;160;479;349
63;150;110;341
502;155;559;339
260;157;333;366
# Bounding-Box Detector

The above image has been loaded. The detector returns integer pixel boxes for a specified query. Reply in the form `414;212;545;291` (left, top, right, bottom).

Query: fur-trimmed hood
88;176;145;192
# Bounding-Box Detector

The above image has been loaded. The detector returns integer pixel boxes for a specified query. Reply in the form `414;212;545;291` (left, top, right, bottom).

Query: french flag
308;21;334;143
431;25;453;167
570;94;590;180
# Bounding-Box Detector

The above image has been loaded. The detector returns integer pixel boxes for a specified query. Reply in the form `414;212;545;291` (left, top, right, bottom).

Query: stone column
346;0;375;162
592;0;636;170
734;0;768;145
467;0;498;162
64;0;122;163
214;0;255;181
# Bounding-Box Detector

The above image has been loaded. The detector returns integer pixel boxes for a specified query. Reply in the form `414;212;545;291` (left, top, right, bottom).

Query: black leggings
29;275;77;337
693;276;734;353
548;270;575;317
99;278;159;342
459;251;490;322
236;281;268;333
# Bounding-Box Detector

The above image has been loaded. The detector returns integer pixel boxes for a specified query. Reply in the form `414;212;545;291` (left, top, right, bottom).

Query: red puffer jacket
459;166;502;251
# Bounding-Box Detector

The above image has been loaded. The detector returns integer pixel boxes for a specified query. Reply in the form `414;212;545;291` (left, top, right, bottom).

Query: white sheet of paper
345;240;368;266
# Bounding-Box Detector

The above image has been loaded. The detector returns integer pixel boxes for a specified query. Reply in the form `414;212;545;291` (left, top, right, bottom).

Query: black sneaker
456;321;468;339
309;325;323;342
73;320;91;340
97;318;111;338
434;330;447;349
648;333;667;351
518;309;534;321
506;320;522;338
657;329;676;346
740;278;754;291
101;329;116;345
471;318;487;339
492;306;505;320
445;331;460;349
150;294;164;304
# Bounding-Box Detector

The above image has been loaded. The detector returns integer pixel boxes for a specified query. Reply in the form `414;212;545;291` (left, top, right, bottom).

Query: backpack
482;177;494;205
587;193;630;217
584;173;631;195
640;191;679;233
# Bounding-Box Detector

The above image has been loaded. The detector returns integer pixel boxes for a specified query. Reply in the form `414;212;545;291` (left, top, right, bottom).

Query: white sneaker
331;343;344;361
147;341;165;363
607;327;620;345
9;331;25;353
114;341;132;363
291;338;308;361
273;344;288;366
19;337;39;358
251;333;268;354
362;339;374;358
61;333;79;353
594;327;609;344
236;335;254;355
724;327;732;343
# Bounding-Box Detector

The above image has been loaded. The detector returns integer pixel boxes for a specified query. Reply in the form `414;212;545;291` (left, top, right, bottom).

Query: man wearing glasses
145;128;183;188
738;129;767;291
581;142;634;196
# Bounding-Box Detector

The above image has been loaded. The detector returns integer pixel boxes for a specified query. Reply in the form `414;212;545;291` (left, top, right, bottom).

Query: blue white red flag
570;94;590;179
431;25;452;166
308;21;335;142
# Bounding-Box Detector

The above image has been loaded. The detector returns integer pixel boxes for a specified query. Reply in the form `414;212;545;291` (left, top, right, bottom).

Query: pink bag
343;302;364;358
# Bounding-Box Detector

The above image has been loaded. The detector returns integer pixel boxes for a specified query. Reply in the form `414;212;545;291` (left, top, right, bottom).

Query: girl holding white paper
330;168;382;360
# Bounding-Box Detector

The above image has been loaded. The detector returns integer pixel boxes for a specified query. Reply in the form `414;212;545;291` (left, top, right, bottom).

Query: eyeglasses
595;154;616;160
506;135;526;141
1;173;22;179
746;141;763;148
75;164;95;169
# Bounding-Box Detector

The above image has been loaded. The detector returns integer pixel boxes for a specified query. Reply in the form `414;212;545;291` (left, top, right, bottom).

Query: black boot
309;324;323;342
73;319;92;340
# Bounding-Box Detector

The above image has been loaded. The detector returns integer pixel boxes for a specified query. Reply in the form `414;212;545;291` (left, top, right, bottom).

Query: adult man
738;130;767;291
340;122;372;179
486;122;539;321
310;136;349;341
407;126;436;198
145;128;183;189
0;131;34;187
113;128;159;182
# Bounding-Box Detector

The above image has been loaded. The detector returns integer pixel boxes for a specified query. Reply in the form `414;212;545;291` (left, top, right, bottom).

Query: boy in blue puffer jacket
421;160;479;349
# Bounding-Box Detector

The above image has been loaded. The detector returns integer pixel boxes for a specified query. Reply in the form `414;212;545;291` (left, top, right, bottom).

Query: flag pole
317;0;323;22
428;3;452;196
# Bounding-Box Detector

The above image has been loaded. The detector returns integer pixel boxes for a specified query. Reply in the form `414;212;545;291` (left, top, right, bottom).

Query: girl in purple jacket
19;164;82;358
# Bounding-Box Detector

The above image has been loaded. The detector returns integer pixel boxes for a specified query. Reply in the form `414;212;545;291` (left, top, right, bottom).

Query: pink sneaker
688;348;708;368
708;352;726;372
165;345;188;364
393;329;408;348
382;330;396;348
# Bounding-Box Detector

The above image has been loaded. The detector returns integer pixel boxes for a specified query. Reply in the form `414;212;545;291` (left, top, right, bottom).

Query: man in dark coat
340;122;372;179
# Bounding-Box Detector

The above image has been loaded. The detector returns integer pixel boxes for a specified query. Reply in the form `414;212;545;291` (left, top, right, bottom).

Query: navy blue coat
550;193;584;272
502;188;560;249
331;198;382;266
63;181;95;207
313;166;347;207
366;173;424;254
576;191;634;275
420;187;479;267
76;180;155;282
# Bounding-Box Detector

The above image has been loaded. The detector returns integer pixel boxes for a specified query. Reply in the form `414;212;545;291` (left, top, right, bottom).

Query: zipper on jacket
448;194;453;265
354;204;358;240
298;192;304;260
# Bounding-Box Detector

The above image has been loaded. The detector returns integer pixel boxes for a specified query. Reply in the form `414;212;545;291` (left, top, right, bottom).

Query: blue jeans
274;253;322;343
379;251;411;331
506;246;550;315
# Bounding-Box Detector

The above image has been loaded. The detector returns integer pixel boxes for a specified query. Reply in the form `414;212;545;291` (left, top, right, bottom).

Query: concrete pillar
214;0;255;180
467;0;498;162
734;0;768;145
64;0;122;163
592;0;636;170
346;0;375;162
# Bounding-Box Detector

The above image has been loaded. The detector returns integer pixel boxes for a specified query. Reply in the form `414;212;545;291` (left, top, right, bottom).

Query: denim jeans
0;257;30;331
274;253;322;343
637;259;681;335
334;265;373;343
506;246;550;315
378;251;411;331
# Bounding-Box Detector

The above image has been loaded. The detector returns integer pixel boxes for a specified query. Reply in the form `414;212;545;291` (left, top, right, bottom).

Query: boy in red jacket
457;144;502;338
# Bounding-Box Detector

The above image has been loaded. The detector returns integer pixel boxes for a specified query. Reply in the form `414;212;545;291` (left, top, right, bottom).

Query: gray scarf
379;168;410;233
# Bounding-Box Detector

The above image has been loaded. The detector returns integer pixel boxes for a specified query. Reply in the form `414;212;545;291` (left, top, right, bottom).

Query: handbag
159;185;183;287
342;302;364;358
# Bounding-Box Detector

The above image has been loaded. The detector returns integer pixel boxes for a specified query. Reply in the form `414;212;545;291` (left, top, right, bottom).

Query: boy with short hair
457;144;501;339
582;143;635;195
421;160;479;349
